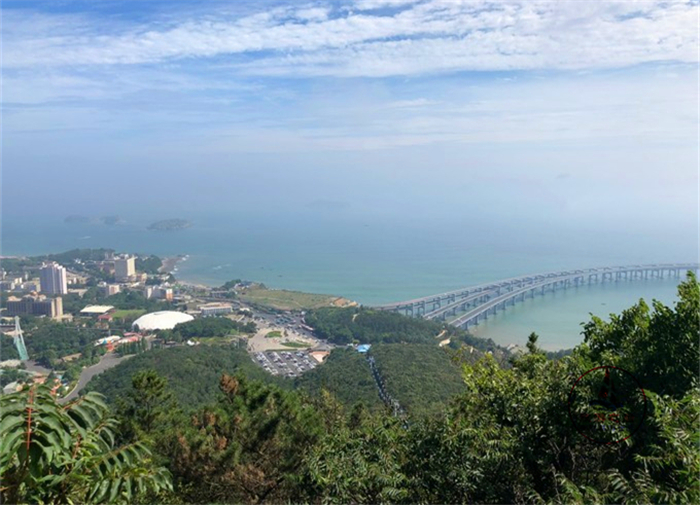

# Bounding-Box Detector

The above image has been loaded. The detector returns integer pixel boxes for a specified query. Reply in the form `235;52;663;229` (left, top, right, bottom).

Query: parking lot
252;350;319;378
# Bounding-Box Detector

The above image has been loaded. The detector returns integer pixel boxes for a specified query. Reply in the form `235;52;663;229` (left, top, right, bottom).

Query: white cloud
1;1;696;76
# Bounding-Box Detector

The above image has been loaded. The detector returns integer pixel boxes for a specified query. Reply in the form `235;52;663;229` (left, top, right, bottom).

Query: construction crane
12;316;29;361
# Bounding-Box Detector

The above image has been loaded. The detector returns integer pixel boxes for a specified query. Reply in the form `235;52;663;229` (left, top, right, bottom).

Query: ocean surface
2;213;695;350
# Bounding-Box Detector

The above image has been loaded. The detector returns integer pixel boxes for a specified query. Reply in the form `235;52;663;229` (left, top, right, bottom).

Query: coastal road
59;352;130;404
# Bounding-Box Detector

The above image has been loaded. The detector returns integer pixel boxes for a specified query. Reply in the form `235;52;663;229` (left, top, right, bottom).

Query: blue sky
1;0;698;237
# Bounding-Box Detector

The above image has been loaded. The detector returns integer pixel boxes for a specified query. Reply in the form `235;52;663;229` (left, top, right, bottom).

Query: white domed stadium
132;311;194;331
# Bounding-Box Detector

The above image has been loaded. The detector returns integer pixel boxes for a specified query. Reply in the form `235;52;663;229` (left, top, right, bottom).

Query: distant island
100;215;125;225
64;215;92;224
147;219;192;231
64;215;124;225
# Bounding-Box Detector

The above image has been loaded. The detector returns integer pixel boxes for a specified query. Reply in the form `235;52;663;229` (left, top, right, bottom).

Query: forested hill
371;344;467;416
296;344;471;417
86;343;472;417
295;348;383;411
305;306;504;353
84;346;288;409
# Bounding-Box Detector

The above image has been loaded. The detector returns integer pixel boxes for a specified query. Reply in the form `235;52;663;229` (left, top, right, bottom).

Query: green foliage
583;272;699;398
306;306;502;354
115;370;177;445
85;345;287;410
305;412;410;504
1;335;21;360
169;317;254;341
296;348;384;412
135;256;162;275
47;248;114;264
62;291;99;315
105;291;171;312
0;385;172;504
306;306;448;344
220;279;242;290
0;367;31;387
116;338;148;357
23;320;102;367
371;344;466;417
164;374;324;504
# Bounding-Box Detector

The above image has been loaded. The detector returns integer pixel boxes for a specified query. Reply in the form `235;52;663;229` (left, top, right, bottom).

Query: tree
116;370;176;443
0;385;172;504
583;271;699;398
164;374;323;504
304;411;409;504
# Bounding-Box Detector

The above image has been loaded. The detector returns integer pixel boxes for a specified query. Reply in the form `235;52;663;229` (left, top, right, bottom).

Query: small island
100;215;125;226
147;219;192;231
64;215;91;224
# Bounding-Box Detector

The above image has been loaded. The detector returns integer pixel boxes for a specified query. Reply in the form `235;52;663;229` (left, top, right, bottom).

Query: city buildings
199;302;233;316
5;295;63;318
144;286;173;301
40;262;68;295
99;283;121;296
114;255;136;282
0;277;31;292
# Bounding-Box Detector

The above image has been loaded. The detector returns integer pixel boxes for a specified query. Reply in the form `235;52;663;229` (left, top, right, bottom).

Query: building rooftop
132;310;195;331
80;305;115;315
199;302;233;309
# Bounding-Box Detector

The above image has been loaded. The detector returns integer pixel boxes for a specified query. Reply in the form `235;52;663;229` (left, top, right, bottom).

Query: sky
1;0;698;241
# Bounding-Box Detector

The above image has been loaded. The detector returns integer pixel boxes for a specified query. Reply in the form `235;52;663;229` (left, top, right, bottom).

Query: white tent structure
132;311;194;331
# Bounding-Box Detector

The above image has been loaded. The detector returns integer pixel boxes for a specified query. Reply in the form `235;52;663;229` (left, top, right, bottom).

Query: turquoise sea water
2;213;695;350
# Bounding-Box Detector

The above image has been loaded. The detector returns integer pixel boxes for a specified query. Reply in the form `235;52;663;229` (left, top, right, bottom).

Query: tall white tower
40;262;68;295
115;256;136;282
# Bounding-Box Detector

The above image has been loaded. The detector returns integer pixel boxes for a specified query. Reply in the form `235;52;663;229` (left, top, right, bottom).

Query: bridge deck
374;263;699;330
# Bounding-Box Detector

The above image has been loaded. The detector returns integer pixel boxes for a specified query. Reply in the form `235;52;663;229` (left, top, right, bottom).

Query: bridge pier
382;263;699;327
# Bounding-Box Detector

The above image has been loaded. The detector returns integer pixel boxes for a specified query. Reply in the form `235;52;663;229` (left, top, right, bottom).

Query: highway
59;352;131;404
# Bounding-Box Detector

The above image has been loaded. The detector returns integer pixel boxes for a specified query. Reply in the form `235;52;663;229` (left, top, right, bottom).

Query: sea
2;213;696;351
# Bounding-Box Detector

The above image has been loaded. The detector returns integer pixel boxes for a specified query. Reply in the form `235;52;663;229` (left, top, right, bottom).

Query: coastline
159;255;183;274
161;254;214;290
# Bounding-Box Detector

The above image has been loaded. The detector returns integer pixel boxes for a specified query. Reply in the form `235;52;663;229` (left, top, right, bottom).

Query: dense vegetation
306;306;504;354
220;279;242;290
153;317;256;343
23;319;103;368
0;387;171;504
371;343;467;416
0;367;31;387
46;248;114;265
1;335;20;360
85;345;287;409
135;255;163;274
173;317;255;339
295;348;384;411
3;273;698;504
104;291;172;312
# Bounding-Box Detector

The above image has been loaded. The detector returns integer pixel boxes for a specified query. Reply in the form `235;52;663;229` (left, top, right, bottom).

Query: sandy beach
159;254;185;274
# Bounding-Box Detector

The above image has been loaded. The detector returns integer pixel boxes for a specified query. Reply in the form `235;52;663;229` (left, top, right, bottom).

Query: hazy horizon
2;1;698;242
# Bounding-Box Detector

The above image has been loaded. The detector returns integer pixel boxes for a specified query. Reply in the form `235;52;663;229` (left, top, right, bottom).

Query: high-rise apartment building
115;256;136;282
40;262;68;295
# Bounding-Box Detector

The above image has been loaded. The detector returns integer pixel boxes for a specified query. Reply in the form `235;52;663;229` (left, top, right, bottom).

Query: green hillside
295;348;384;411
85;345;288;409
371;344;466;417
305;306;505;356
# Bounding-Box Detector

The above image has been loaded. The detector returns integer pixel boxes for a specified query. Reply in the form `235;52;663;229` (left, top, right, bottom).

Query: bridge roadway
374;263;699;330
